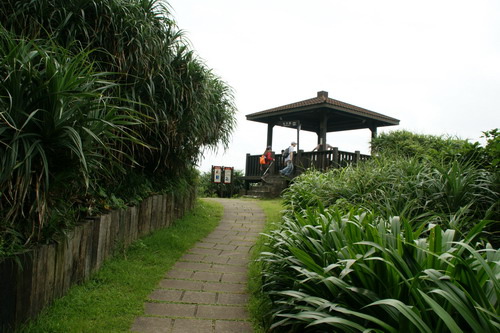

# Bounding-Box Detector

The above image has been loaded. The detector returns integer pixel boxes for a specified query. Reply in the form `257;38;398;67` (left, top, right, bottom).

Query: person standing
280;141;296;177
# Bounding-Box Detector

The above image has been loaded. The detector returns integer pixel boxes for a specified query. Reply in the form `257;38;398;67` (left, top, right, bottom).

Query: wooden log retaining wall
0;189;196;332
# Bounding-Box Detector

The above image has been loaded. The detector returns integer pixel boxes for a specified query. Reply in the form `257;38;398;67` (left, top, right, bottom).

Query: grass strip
248;198;284;333
16;199;223;333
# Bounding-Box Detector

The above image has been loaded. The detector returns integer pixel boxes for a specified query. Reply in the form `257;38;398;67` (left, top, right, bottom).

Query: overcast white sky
166;0;500;173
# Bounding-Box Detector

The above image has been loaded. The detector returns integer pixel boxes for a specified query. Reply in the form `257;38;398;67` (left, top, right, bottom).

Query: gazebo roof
246;91;399;133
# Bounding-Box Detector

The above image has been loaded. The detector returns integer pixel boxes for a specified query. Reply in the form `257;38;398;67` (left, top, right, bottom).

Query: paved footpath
130;198;266;333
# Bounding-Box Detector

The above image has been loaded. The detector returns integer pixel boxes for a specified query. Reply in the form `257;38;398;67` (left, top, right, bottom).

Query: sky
166;0;500;173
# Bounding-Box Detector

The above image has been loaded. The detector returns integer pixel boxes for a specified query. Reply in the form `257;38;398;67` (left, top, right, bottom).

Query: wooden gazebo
242;91;399;197
246;91;400;150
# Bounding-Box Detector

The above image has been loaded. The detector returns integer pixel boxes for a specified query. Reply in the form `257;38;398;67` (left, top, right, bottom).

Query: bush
198;170;244;197
283;157;498;239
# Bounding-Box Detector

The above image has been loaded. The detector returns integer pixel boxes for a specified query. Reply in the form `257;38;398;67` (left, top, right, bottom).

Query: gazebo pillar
370;126;378;139
318;112;328;150
267;123;275;148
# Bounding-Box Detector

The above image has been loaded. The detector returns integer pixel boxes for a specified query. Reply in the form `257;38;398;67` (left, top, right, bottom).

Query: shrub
198;169;245;197
282;157;498;239
371;130;468;160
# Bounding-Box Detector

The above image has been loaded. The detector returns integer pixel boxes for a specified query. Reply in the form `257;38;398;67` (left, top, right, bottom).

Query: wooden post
319;112;327;151
267;123;274;148
332;147;339;168
355;150;361;164
370;127;377;155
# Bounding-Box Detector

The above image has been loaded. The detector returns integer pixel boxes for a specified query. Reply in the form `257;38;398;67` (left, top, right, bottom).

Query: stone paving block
171;318;214;333
191;271;222;282
149;289;183;302
212;244;238;251
166;269;194;279
229;240;255;246
182;290;217;304
196;305;248;320
217;249;249;256
179;253;205;262
217;292;249;305
130;316;172;333
174;261;212;271
145;303;196;317
226;257;249;266
159;279;204;290
200;255;230;265
203;282;246;293
207;231;240;237
221;272;247;283
230;227;252;232
214;320;252;333
202;236;231;244
242;235;259;241
194;241;216;248
208;264;248;274
189;248;222;256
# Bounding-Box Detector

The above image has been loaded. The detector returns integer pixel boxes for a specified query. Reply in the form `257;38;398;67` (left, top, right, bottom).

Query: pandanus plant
0;29;140;244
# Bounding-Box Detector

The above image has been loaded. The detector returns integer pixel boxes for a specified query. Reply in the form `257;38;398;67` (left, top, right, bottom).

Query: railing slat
245;149;370;177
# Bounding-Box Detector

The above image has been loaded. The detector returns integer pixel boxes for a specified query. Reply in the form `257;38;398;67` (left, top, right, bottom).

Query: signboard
212;166;222;183
223;167;233;184
278;120;300;128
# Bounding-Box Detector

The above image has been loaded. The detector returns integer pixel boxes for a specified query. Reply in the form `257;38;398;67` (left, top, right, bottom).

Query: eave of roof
246;91;400;125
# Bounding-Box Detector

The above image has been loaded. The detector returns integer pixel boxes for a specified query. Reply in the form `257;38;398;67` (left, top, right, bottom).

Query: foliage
371;130;468;159
282;157;498;240
249;199;285;332
371;129;500;170
15;199;223;333
261;129;500;331
0;29;139;246
0;0;236;174
482;128;500;170
198;169;245;197
0;0;236;254
260;207;499;332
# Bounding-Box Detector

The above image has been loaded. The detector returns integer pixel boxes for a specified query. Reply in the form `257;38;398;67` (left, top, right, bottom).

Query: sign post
223;167;233;184
212;166;222;183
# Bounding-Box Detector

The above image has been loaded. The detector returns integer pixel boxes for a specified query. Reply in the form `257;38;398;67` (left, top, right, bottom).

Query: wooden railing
245;148;370;178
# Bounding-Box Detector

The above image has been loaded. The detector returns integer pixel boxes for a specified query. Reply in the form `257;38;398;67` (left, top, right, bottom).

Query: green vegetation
256;130;499;332
0;0;236;256
198;169;245;197
15;199;223;333
249;199;284;332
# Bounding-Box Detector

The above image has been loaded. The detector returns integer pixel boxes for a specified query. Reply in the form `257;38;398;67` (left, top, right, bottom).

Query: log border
0;189;196;331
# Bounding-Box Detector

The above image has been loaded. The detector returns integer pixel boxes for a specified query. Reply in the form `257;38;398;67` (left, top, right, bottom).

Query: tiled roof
247;91;399;124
